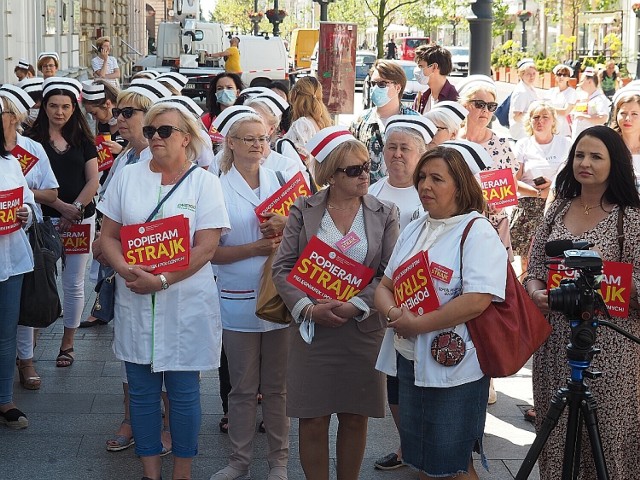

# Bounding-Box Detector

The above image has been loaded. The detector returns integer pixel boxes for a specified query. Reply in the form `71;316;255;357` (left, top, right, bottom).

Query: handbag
90;164;198;322
255;251;292;324
19;219;62;328
460;217;551;378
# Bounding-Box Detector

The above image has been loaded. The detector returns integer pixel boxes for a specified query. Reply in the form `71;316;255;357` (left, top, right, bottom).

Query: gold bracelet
386;305;397;321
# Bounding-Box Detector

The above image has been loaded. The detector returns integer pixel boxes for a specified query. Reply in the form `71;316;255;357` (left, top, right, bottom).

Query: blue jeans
0;275;24;405
125;362;201;458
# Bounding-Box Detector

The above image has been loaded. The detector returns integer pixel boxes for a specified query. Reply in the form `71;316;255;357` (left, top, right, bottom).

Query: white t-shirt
544;86;577;138
375;211;507;388
368;177;420;231
509;81;539;140
513;135;572;187
91;56;119;88
18;134;59;222
633;154;640;192
97;161;230;371
571;90;610;140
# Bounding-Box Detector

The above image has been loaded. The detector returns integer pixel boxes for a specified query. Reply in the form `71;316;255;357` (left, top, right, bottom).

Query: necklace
579;198;601;215
153;160;190;185
328;202;358;211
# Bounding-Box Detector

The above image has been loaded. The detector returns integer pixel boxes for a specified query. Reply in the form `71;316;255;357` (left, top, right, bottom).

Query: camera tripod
515;307;640;480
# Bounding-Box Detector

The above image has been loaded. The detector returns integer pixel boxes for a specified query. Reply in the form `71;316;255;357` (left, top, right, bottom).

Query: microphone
545;240;592;257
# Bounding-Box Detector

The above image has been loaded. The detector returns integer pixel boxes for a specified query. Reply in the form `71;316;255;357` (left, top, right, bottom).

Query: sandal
160;426;172;456
18;362;41;390
106;419;135;452
219;416;229;434
524;408;536;423
56;347;75;368
258;420;266;433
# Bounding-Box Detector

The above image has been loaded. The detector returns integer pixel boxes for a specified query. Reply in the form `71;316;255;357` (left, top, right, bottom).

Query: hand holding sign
259;212;286;239
312;298;347;327
125;264;162;295
388;306;423;338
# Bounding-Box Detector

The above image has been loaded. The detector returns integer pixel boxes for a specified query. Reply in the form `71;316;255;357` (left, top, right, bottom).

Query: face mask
216;89;237;106
108;116;118;126
28;108;39;122
415;68;430;86
370;86;391;108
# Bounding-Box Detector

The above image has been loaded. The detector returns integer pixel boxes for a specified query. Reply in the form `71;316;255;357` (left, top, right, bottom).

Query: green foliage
328;0;367;34
210;0;258;34
490;40;525;68
535;56;558;73
363;0;423;58
492;0;516;39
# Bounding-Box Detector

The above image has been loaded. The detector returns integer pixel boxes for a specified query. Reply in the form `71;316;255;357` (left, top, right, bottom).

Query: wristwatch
73;201;84;216
158;274;170;290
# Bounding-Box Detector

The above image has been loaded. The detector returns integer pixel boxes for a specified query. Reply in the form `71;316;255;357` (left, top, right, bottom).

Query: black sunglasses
469;100;498;112
112;107;146;119
555;72;570;77
368;80;396;88
142;125;186;140
335;162;371;177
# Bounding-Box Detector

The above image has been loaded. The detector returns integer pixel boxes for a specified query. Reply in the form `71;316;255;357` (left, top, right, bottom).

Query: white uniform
17;134;59;222
544;86;577;138
571;90;610;140
368;177;420;231
0;156;35;282
513;135;572;188
216;165;291;332
97;161;230;371
375;212;507;388
509;82;539;140
211;148;301;180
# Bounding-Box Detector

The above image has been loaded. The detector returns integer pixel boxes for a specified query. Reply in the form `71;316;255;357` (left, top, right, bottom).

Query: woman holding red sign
1;84;59;390
99;102;229;480
26;77;99;368
374;144;507;480
0;120;36;429
210;107;292;480
272;127;399;480
525;126;640;479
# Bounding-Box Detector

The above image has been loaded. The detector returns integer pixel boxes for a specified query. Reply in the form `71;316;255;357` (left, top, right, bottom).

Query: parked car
396;37;430;61
362;59;428;109
445;46;470;76
355;50;376;90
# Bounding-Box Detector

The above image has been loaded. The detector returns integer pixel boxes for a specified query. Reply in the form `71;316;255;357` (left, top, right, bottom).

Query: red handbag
460;217;551;378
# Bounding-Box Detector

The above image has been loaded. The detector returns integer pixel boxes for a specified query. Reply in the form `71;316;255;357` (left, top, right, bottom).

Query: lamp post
468;0;493;75
312;0;333;22
518;1;531;52
449;17;460;46
253;0;259;35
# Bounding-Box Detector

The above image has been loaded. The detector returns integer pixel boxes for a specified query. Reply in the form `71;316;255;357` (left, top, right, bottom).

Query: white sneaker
210;465;250;480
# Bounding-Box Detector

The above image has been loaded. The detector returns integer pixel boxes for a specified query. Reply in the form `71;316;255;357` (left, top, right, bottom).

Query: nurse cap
429;101;469;129
611;85;640;108
552;64;574;76
16;58;31;70
517;58;536;69
384;114;436;144
240;86;271;98
81;81;106;102
440;139;492;177
247;91;289;116
156;72;189;92
127;79;173;103
156;95;204;118
131;69;160;80
306;126;356;163
0;84;35;114
212;105;259;137
17;77;44;94
38;51;60;64
456;74;496;97
42;77;82;99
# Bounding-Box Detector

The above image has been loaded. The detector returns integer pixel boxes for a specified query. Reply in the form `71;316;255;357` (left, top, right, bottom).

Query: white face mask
28;108;39;122
108;116;118;126
415;67;430;86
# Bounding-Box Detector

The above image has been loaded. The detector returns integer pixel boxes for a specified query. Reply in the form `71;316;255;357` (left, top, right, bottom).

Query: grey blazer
272;188;400;333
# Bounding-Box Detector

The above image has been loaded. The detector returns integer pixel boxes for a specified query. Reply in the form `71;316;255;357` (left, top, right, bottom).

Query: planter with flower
517;9;532;22
248;11;264;23
633;3;640;18
266;9;287;23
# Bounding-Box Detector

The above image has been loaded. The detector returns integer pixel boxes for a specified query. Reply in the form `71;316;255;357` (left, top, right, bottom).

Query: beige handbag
255;251;293;324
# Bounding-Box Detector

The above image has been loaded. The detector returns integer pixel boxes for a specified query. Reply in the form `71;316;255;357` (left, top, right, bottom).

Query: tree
491;0;515;40
363;0;423;58
328;0;368;36
210;0;264;34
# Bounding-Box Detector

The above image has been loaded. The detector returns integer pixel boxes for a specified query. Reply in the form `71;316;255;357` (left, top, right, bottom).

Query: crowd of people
1;41;640;480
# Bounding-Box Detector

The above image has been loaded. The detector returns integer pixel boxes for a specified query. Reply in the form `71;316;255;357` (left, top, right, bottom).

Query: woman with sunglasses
272;127;399;480
543;64;576;138
26;77;99;368
0;85;58;392
99;102;229;480
210;106;291;480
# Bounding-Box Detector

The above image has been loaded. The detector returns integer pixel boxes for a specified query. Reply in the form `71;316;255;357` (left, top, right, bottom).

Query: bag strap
275;170;286;187
458;217;485;282
146;164;198;223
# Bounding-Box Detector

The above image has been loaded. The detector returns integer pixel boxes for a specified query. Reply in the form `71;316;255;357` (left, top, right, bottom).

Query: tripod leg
561;396;583;480
581;391;610;480
515;387;569;480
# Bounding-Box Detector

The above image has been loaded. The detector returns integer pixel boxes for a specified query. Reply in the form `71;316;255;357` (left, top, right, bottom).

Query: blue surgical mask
216;89;237;106
370;86;391;107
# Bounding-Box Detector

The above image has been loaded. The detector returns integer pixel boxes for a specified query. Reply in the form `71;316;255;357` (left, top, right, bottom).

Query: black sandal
219;416;228;433
524;408;536;422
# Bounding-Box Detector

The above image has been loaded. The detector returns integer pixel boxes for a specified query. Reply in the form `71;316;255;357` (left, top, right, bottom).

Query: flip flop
56;348;75;368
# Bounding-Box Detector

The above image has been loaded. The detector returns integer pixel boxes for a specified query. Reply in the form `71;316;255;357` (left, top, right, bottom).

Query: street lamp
312;0;334;22
517;3;532;52
468;0;493;75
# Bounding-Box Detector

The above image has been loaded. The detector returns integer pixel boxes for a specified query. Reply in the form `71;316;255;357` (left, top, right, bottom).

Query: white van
236;35;288;87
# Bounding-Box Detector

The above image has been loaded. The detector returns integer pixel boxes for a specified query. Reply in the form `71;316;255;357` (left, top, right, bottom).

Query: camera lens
548;282;581;317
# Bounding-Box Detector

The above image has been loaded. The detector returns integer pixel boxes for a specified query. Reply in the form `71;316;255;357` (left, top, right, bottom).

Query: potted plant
266;9;287;23
248;11;264;23
516;9;533;22
633;3;640;17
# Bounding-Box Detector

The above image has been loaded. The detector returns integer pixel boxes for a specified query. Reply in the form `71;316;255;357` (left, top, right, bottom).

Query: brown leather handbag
255;251;292;324
460;217;551;377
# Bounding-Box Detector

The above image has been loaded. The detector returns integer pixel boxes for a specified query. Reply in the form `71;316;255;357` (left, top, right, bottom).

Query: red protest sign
547;261;633;318
286;235;374;301
0;187;23;235
120;215;190;273
479;168;518;208
392;251;440;316
96;134;114;172
11;145;39;175
255;172;311;222
60;223;91;254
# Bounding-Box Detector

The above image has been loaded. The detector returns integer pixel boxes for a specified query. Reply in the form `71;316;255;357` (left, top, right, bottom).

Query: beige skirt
286;317;385;419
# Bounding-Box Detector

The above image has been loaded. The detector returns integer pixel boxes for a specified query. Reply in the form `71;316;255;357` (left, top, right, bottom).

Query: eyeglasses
335;162;371;177
368;80;396;88
555;72;570;77
142;125;186;139
231;135;270;146
112;107;146;119
469;100;498;112
41;63;56;69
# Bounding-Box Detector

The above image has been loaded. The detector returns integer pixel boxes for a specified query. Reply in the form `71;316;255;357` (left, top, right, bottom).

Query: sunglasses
368;80;396;88
335;162;371;177
112;107;146;119
142;125;186;140
469;100;498;112
555;72;570;77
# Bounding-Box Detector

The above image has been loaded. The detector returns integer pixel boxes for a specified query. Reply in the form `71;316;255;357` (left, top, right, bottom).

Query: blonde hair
0;97;27;133
290;77;332;129
144;103;207;163
313;140;369;187
116;90;154;111
219;114;265;174
96;36;111;50
246;98;280;141
458;85;497;104
524;101;558;136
